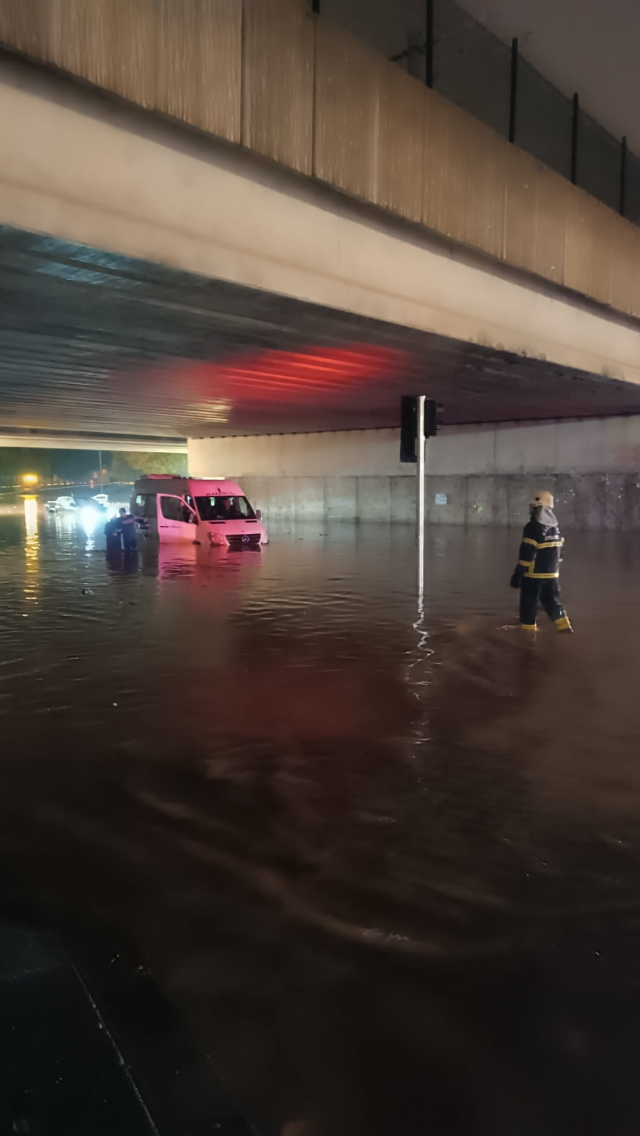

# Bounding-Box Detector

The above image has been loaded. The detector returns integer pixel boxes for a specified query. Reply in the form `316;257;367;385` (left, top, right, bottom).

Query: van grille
226;533;261;550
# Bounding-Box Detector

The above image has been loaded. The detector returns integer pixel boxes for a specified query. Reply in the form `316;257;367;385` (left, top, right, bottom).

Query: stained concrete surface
190;419;640;528
188;418;640;481
241;472;640;528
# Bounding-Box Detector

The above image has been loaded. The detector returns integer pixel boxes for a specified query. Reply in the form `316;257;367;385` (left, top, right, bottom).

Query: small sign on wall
435;493;448;505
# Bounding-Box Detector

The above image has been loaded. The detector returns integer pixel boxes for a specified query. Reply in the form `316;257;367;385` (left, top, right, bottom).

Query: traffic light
425;398;439;439
400;396;418;462
400;397;442;462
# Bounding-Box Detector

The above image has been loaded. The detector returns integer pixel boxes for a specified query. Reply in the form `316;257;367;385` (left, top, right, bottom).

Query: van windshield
195;496;255;522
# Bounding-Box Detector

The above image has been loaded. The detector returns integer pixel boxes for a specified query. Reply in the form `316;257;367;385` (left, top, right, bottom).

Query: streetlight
21;473;38;486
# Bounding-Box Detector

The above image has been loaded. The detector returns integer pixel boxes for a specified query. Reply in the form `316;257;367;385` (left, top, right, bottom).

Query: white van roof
134;476;246;497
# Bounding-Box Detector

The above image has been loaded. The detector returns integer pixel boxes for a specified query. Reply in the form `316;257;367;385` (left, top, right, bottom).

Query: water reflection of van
131;476;268;548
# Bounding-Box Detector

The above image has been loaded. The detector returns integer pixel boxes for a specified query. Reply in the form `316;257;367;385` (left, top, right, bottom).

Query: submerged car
130;476;268;548
45;494;77;513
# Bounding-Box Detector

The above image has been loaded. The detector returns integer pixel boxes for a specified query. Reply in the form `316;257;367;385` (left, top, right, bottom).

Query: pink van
131;476;268;548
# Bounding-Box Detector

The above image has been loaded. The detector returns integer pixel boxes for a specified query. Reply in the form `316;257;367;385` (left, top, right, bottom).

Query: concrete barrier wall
188;418;640;528
237;474;414;523
424;473;640;529
424;418;640;475
234;473;640;529
189;417;640;476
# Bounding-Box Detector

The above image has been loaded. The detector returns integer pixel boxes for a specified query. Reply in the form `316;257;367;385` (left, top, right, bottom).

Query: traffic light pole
417;395;425;595
400;394;440;596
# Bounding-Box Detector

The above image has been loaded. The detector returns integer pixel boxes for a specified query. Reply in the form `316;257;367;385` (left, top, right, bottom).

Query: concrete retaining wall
188;418;640;528
237;473;640;529
424;418;640;475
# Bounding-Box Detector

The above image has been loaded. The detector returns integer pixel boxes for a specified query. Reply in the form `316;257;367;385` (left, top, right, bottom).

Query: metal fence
320;0;638;224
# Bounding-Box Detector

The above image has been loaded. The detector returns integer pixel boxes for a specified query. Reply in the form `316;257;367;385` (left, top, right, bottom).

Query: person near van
104;515;121;551
181;498;197;524
510;490;572;633
118;507;139;551
221;496;243;519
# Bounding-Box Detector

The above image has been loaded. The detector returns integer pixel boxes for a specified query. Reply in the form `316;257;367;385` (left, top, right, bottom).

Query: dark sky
459;0;640;151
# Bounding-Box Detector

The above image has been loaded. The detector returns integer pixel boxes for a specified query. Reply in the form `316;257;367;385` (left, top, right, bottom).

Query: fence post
426;0;434;88
620;135;627;217
509;37;518;144
571;92;579;185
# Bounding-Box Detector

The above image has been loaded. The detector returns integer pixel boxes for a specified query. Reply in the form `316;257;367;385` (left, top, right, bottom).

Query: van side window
160;496;185;522
135;494;146;507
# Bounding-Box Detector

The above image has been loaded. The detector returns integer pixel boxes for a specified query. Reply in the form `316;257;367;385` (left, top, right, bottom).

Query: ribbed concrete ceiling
1;225;640;441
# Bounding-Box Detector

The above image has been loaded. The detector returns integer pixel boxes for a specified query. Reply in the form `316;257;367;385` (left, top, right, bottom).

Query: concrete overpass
0;430;187;453
0;1;638;525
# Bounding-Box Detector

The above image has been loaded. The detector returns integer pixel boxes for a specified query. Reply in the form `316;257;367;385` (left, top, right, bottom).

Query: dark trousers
520;577;568;628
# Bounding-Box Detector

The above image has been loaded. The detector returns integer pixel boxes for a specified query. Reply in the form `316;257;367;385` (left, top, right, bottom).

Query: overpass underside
0;221;639;528
0;48;640;526
1;224;640;444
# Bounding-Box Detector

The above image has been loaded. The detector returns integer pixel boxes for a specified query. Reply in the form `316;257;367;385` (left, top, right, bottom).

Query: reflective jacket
514;506;564;581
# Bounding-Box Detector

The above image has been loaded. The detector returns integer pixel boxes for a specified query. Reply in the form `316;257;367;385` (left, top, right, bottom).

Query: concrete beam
189;417;640;479
0;57;639;389
0;433;187;452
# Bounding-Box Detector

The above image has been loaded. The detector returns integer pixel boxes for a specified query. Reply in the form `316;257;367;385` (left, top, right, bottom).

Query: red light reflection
181;345;411;408
128;344;414;433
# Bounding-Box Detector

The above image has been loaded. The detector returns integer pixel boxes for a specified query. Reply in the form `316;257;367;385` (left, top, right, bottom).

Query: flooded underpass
1;500;640;1135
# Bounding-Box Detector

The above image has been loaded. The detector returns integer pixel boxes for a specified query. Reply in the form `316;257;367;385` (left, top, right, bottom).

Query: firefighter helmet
530;490;554;510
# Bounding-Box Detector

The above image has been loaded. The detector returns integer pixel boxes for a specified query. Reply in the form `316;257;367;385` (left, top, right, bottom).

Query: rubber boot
555;615;573;633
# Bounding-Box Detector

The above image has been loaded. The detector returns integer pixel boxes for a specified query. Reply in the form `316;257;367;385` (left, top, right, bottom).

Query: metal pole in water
417;395;425;595
98;449;103;491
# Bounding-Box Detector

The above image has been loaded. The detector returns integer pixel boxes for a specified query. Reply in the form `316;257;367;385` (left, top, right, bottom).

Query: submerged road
0;506;639;1135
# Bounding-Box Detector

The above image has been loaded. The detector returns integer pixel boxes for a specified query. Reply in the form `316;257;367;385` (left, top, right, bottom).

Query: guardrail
320;0;639;226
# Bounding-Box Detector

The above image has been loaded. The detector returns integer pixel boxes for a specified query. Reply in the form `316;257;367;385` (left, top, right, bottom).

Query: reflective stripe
537;540;563;549
518;559;531;568
529;571;560;579
520;623;538;631
522;537;538;547
555;615;572;631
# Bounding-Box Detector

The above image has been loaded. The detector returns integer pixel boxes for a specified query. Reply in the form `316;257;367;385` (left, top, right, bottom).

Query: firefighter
510;490;572;632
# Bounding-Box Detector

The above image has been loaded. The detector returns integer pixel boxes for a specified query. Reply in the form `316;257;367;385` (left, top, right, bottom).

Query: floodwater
1;498;640;1135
